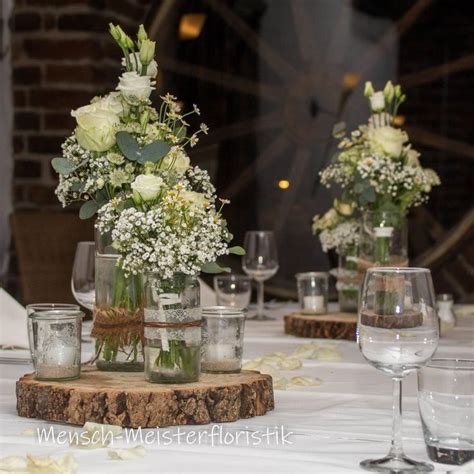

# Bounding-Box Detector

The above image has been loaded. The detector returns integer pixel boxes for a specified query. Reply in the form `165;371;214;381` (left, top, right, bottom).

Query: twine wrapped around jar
91;306;144;349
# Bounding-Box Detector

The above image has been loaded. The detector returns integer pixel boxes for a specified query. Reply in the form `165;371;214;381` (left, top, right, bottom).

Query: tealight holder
296;272;328;315
201;306;246;373
28;310;83;381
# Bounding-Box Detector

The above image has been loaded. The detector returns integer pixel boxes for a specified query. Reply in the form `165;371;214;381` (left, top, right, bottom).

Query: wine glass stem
389;377;404;458
257;280;264;317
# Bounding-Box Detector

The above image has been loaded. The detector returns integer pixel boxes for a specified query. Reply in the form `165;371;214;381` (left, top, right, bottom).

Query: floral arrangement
52;23;242;276
51;23;243;371
313;81;440;253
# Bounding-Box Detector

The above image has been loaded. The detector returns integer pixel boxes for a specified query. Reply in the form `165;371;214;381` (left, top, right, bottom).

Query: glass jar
336;245;360;313
360;210;408;267
93;229;144;372
143;272;201;383
296;272;328;315
201;306;246;374
28;309;83;381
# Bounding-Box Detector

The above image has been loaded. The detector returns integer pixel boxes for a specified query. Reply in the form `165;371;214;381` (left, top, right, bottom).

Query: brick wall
11;0;149;210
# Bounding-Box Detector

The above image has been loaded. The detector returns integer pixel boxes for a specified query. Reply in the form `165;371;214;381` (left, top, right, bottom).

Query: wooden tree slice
361;309;423;329
16;367;274;428
284;312;357;340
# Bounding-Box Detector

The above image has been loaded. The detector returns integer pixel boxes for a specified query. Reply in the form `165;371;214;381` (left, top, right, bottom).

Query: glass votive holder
418;359;474;465
29;310;83;381
201;306;246;374
296;272;328;315
213;274;251;308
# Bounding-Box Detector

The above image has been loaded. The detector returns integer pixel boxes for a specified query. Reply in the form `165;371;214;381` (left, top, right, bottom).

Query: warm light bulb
278;180;290;190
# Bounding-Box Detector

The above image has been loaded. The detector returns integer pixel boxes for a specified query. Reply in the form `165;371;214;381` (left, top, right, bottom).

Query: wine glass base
246;314;275;321
360;455;433;472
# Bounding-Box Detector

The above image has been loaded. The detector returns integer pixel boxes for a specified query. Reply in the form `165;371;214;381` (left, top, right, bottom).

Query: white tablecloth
0;306;472;473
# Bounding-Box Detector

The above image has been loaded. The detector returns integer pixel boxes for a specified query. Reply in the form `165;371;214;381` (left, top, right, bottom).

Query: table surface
0;305;472;473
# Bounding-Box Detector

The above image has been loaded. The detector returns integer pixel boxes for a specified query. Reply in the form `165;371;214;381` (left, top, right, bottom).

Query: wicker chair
10;211;94;305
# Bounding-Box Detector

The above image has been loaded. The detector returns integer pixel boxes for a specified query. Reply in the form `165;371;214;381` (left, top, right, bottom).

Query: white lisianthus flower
121;53;158;78
406;148;421;167
369;91;385;112
73;108;120;152
117;71;155;104
368;126;408;158
131;174;163;201
161;147;190;173
180;190;208;210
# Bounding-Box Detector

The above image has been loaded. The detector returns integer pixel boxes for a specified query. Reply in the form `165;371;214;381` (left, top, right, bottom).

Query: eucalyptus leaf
70;182;85;192
138;140;171;164
79;200;98;220
228;246;245;256
116;131;141;162
201;262;231;274
95;189;109;207
51;158;77;175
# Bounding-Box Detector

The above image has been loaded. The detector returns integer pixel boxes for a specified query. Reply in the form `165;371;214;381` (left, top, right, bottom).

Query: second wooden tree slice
16;367;274;428
284;312;357;340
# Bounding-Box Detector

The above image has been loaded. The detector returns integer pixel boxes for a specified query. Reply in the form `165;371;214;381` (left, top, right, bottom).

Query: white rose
116;71;155;104
161;147;190;173
406;148;420;167
72;93;127;118
369;91;385;112
180;190;208;210
131;174;163;201
368;126;408;158
73;109;120;152
121;53;158;78
313;208;339;231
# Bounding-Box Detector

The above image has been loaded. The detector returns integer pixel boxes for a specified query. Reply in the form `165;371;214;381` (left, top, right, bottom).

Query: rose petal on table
108;445;146;460
256;363;280;376
272;376;289;390
21;428;37;437
83;422;123;437
317;347;342;361
277;357;302;370
25;453;77;473
0;455;27;471
242;358;263;370
289;376;322;387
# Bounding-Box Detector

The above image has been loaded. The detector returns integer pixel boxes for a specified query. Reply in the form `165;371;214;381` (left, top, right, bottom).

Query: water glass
242;230;279;320
71;241;95;310
296;272;328;315
26;303;80;359
201;306;246;373
29;310;83;381
358;267;439;472
214;274;251;308
418;359;474;465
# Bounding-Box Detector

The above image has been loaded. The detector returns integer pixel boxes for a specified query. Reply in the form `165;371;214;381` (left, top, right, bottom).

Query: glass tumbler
418;359;474;465
29;310;83;381
201;306;246;373
214;274;251;308
26;303;80;361
296;272;328;315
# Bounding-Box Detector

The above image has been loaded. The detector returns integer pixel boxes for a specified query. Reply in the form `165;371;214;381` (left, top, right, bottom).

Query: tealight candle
28;309;83;381
296;272;328;316
303;295;325;314
201;307;246;374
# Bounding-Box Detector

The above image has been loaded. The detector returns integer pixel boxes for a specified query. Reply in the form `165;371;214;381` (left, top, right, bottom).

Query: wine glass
71;242;95;311
358;267;439;472
242;231;279;321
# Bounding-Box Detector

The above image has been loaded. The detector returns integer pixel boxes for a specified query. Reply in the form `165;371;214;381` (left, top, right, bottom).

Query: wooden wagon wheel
143;0;474;296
